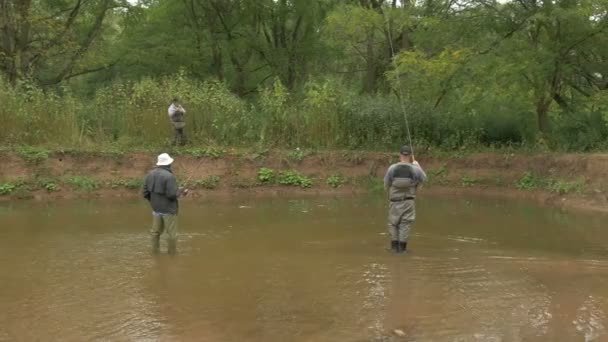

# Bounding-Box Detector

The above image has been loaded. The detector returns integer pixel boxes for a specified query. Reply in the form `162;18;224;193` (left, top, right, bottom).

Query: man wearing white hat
143;153;188;255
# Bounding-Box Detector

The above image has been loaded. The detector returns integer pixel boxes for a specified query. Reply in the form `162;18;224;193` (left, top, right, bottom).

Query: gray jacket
143;166;180;215
384;162;427;201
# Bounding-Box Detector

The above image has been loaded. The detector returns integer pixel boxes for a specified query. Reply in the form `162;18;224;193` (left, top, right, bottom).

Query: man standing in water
143;153;188;255
384;145;427;254
168;98;187;146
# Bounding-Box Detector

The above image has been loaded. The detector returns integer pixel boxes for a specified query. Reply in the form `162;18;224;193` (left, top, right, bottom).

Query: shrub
326;174;347;188
277;170;313;188
17;146;50;164
257;168;275;183
0;182;16;195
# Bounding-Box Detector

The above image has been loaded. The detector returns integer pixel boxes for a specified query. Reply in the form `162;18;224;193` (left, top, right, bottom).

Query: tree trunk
210;39;224;81
231;54;245;96
363;32;378;93
536;95;551;134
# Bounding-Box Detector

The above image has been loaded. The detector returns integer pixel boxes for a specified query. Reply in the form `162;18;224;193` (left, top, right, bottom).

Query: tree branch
41;0;112;85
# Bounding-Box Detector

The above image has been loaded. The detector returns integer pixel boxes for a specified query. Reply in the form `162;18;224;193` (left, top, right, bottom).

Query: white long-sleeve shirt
168;103;186;119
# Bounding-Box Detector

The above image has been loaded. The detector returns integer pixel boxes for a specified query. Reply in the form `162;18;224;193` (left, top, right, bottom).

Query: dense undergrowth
2;75;607;153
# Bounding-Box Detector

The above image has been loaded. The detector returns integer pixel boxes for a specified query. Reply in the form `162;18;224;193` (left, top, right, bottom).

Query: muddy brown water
1;195;607;342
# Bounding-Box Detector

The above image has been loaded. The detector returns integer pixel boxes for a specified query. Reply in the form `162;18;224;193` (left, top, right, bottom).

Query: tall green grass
1;74;607;151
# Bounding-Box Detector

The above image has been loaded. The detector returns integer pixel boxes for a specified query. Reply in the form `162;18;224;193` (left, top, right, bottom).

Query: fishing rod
177;156;207;187
380;6;415;160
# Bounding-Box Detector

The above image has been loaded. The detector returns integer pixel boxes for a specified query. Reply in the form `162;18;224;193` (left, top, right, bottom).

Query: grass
326;174;348;188
516;172;586;194
257;168;275;184
0;182;16;195
107;178;144;189
277;170;313;188
341;151;365;165
17;146;49;164
460;176;478;187
37;178;60;192
426;164;449;186
365;176;385;193
176;147;226;159
63;176;100;191
193;175;220;189
286;148;312;162
251;148;270;161
255;167;313;188
229;179;258;188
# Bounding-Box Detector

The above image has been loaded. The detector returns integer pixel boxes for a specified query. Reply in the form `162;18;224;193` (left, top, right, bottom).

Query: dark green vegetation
257;168;313;188
0;150;591;200
1;0;607;151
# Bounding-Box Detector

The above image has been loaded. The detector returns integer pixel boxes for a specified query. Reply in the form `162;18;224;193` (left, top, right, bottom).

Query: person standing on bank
383;145;427;254
143;153;188;255
168;98;187;146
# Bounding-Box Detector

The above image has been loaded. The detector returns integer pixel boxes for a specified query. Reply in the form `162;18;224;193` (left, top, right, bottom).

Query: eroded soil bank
0;150;607;213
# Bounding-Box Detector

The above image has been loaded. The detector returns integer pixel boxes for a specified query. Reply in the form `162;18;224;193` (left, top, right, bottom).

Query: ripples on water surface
0;195;607;341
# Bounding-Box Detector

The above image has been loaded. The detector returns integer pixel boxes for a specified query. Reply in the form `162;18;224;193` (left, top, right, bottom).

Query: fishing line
380;6;415;158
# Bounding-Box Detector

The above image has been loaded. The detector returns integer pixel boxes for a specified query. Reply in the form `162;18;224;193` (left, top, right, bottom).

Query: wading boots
390;240;399;252
151;236;160;254
397;242;407;254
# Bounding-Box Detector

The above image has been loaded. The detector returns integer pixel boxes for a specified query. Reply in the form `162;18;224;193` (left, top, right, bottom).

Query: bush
0;182;16;195
326;174;347;188
516;172;585;194
17;146;50;164
0;73;605;152
277;171;313;188
37;179;60;192
549;110;608;151
257;168;276;183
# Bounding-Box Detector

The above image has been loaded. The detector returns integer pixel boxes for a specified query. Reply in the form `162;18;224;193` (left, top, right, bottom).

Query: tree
0;0;129;86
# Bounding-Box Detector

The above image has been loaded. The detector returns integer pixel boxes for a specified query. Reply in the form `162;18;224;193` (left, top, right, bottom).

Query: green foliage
0;182;16;195
326;174;347;188
1;0;607;152
287;148;310;162
108;178;143;189
251;148;270;161
63;176;99;191
17;146;50;164
366;177;385;193
427;164;449;185
194;176;220;189
37;179;60;192
516;172;538;190
179;147;226;159
460;176;478;187
516;172;585;194
257;168;276;184
548;179;586;195
341;151;364;165
229;179;258;189
277;171;313;188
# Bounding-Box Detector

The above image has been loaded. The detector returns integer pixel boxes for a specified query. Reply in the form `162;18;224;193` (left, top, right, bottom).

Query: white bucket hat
156;153;174;166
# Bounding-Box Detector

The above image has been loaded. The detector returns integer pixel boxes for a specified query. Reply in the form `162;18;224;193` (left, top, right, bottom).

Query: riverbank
0;148;606;213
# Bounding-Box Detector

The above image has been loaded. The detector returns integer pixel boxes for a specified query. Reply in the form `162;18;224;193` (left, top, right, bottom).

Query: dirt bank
0;150;607;213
